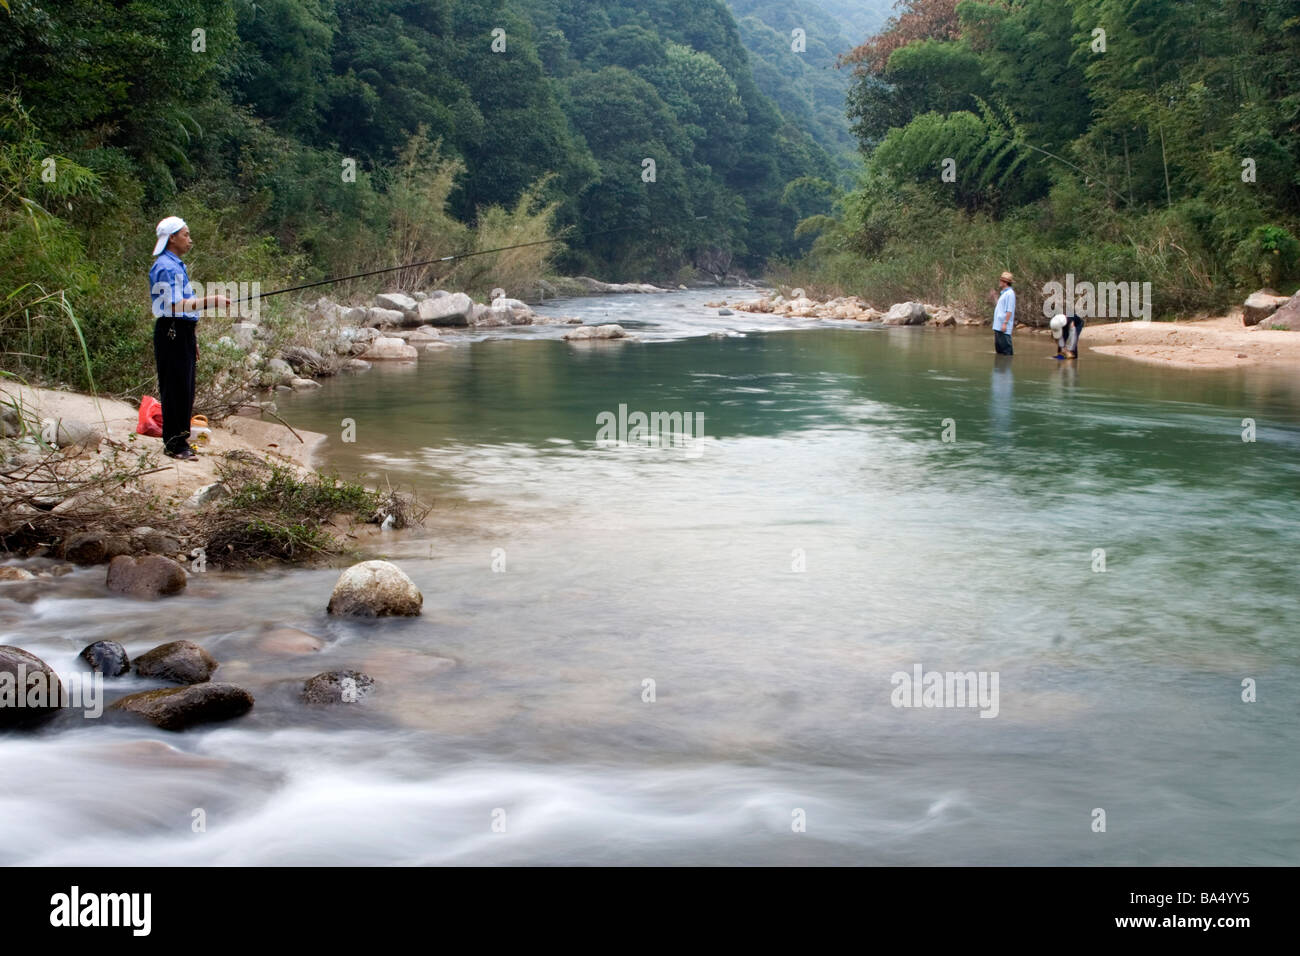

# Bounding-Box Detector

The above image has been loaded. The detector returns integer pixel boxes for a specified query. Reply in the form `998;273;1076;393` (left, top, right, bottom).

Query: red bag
137;395;163;437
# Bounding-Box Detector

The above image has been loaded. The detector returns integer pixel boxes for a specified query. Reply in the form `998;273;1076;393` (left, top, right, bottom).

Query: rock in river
258;627;324;655
327;560;423;617
301;670;375;705
563;324;629;341
106;554;187;598
63;531;129;565
0;645;63;727
111;683;254;731
359;336;418;361
133;640;218;684
881;301;929;326
79;640;131;677
418;292;474;327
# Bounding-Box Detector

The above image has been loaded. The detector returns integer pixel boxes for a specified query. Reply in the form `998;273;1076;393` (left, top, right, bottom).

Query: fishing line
225;217;707;307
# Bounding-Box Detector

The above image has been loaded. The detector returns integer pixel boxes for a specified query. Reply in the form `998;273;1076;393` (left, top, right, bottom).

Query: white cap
152;216;187;256
1050;314;1067;333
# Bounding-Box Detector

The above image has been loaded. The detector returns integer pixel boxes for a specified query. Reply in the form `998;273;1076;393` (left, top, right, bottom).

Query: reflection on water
990;355;1014;438
3;290;1299;864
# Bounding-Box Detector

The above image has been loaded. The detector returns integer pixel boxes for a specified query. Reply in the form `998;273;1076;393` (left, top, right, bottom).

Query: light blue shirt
149;250;199;320
993;286;1016;333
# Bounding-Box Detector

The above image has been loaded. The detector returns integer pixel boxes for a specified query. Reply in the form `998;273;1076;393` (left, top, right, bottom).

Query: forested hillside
792;0;1300;322
724;0;894;170
0;0;834;391
512;0;836;274
812;0;896;41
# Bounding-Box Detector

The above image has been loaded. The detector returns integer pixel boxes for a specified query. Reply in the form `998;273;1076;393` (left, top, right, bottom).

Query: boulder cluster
232;287;589;393
1;558;428;731
1242;288;1300;329
216;275;699;392
716;289;977;327
0;524;193;578
0;637;250;732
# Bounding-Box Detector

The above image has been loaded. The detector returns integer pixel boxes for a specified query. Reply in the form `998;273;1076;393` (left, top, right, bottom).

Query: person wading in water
148;217;229;460
1050;313;1084;360
991;270;1016;356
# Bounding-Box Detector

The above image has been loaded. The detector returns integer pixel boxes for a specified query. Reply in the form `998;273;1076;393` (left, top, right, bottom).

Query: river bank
1;383;325;501
0;380;423;580
722;288;1300;372
1083;314;1300;369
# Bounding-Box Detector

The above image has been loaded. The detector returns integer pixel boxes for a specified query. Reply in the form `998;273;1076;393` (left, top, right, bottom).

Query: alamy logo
1042;274;1152;321
0;666;102;718
890;664;1000;718
50;886;151;936
595;404;706;456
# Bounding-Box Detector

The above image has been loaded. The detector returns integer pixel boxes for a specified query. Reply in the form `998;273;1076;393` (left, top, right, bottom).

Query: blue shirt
149;250;198;320
993;286;1016;333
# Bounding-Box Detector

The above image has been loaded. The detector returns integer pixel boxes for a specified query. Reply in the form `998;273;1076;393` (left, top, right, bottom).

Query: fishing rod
225;217;707;306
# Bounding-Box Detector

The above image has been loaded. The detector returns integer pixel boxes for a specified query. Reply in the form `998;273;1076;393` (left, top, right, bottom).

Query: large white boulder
418;292;473;327
52;419;104;454
359;337;418;361
563;324;629;341
327;560;423;617
880;301;929;326
1242;290;1290;326
375;292;418;317
490;296;534;325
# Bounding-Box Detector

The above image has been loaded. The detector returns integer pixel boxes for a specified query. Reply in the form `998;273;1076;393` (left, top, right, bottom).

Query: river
3;289;1299;865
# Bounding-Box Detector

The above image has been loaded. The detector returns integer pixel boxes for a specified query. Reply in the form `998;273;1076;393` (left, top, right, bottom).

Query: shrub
1230;225;1300;289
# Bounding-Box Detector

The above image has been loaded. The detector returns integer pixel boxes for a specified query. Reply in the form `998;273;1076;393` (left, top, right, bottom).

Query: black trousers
153;318;197;454
994;330;1014;355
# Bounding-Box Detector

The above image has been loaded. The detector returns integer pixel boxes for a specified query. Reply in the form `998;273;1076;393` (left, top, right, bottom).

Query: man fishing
138;217;678;461
149;216;229;460
992;270;1016;355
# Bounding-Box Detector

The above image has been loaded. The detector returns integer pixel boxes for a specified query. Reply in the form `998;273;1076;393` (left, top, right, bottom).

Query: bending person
1049;313;1084;360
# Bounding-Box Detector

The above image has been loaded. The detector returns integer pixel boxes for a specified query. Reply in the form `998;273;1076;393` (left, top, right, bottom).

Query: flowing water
4;289;1299;865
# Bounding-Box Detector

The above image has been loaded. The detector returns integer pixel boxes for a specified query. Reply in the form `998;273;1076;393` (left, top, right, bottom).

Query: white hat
152;216;187;256
1049;314;1067;333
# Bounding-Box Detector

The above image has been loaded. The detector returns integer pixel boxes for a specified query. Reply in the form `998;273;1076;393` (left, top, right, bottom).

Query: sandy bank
0;384;326;506
1079;313;1300;370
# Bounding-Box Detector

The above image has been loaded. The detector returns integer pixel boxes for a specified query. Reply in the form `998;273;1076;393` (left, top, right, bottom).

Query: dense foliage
0;0;836;392
795;0;1300;322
